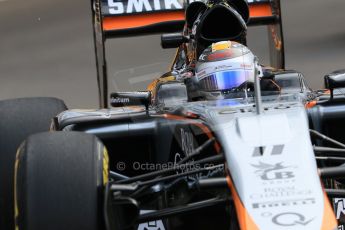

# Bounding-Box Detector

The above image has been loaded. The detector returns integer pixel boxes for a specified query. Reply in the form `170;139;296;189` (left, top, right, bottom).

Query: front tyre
0;97;67;230
14;132;109;230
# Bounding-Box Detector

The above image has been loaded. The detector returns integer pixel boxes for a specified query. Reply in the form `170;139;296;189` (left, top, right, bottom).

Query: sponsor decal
207;50;233;61
197;70;206;76
252;145;284;157
252;198;315;209
251;161;295;181
103;0;270;16
105;0;184;15
250;186;312;200
214;64;233;71
180;129;194;156
138;210;166;230
111;97;130;103
198;54;207;61
334;198;345;230
272;212;314;227
175;129;197;180
335;198;345;220
174;128;223;181
138;220;165;230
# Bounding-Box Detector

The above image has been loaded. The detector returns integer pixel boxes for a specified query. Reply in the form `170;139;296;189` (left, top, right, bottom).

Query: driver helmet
195;41;261;100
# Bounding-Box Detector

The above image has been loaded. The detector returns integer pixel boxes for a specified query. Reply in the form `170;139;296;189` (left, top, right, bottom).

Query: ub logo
251;162;295;181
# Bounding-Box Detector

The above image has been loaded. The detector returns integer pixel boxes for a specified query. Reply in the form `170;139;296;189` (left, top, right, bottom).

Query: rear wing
91;0;285;107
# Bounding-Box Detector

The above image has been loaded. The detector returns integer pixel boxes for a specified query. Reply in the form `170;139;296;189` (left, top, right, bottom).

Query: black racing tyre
14;132;109;230
0;97;67;230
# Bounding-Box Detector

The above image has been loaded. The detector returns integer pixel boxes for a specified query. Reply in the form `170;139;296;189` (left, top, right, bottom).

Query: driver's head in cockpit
193;40;262;100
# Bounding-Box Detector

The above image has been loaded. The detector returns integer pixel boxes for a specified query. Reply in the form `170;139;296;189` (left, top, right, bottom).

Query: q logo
272;212;314;226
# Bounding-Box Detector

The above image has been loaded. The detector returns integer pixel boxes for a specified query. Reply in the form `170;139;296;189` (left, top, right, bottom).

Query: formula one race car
2;0;345;230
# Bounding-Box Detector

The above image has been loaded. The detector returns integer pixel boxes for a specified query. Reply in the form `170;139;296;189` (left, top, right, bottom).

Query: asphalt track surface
1;0;345;108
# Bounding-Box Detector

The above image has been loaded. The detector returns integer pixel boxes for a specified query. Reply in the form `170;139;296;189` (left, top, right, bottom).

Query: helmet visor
199;70;253;91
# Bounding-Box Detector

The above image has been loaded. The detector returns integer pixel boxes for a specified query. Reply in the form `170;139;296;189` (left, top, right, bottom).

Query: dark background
1;0;345;108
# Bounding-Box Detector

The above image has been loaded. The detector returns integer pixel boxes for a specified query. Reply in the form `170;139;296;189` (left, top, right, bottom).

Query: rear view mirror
324;70;345;99
161;33;188;49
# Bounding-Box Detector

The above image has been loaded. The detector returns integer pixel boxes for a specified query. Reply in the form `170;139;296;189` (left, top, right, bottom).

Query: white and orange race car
1;1;345;230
